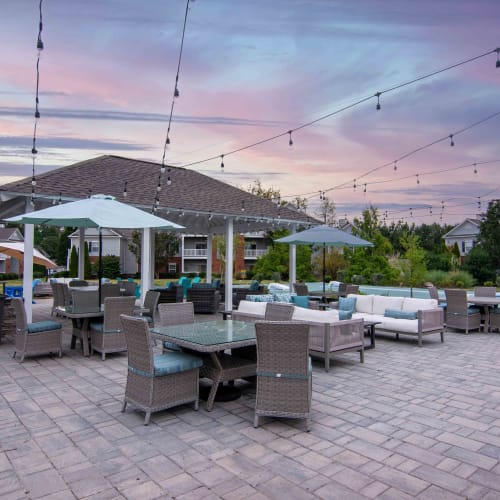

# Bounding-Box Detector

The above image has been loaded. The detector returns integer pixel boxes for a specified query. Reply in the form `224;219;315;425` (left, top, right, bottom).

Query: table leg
70;317;91;356
206;352;223;411
364;325;376;349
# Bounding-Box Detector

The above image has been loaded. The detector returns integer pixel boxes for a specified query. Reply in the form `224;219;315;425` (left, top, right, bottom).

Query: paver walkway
1;298;500;499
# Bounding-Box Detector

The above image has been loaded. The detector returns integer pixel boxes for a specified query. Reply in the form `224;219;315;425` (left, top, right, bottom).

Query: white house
443;218;481;258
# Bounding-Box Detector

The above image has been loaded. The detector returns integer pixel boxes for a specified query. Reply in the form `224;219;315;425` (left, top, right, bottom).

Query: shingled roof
0;155;318;233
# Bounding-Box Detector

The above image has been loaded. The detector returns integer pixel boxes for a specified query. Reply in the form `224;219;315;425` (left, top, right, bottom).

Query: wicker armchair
444;289;481;334
101;283;121;300
12;298;62;362
120;315;203;425
254;321;312;430
265;302;294;321
232;286;265;308
186;287;221;314
69;279;88;287
51;282;70;316
293;283;309;296
89;296;136;360
121;281;137;297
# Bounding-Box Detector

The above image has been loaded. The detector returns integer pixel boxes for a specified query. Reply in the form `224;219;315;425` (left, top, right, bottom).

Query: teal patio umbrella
276;225;373;297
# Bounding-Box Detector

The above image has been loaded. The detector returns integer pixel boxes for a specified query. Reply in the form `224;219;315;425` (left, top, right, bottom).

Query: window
168;262;177;273
89;241;99;254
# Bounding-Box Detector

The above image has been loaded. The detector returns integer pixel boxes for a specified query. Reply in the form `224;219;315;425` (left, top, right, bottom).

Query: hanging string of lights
176;47;499;171
289;109;500;201
30;0;44;206
152;0;192;212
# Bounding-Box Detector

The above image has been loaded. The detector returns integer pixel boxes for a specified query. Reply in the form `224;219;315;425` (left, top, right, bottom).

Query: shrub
447;271;475;288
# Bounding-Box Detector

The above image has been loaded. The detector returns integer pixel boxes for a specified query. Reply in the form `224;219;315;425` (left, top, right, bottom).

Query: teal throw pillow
384;309;417;320
272;292;294;303
291;295;309;309
249;280;260;291
247;294;274;302
339;296;356;314
339;310;352;320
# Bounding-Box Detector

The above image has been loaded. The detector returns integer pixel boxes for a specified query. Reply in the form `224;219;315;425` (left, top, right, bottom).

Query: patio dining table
467;296;500;332
150;320;257;411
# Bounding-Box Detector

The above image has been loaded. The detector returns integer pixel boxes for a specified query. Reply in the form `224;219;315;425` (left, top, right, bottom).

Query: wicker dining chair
68;279;88;287
444;289;481;334
89;296;136;360
121;281;137;297
101;283;121;300
120;314;203;425
12;298;63;362
138;290;160;326
265;302;294;321
254;321;312;431
158;302;195;352
474;286;497;329
51;282;65;316
293;283;309;296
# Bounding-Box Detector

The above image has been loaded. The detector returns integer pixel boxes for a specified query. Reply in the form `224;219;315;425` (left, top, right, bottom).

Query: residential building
443;218;481;260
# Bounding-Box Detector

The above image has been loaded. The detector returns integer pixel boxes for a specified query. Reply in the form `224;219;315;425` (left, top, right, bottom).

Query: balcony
244;249;268;259
184;248;207;258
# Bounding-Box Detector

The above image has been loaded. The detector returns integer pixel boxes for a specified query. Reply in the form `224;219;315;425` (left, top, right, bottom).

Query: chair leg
101;352;106;361
359;348;364;363
144;411;151;426
122;400;127;412
253;414;259;428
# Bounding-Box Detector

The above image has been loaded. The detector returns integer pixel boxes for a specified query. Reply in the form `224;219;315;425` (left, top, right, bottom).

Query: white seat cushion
402;298;437;312
237;300;267;316
292;307;339;323
372;296;404;315
349;294;373;314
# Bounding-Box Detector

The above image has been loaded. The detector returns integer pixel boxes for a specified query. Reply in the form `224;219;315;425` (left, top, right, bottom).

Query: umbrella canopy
0;241;57;268
6;194;184;308
7;194;183;229
276;225;373;297
276;225;373;247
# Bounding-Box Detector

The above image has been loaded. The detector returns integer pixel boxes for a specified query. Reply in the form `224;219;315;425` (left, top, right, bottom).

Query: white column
23;224;34;322
181;234;185;273
224;218;234;311
141;228;154;303
78;228;85;279
288;225;297;292
206;231;213;283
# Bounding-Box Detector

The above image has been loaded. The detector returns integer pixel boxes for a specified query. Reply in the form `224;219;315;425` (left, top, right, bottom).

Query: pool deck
1;298;500;498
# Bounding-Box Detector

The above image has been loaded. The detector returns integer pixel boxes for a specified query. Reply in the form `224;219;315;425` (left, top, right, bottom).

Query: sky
1;0;499;226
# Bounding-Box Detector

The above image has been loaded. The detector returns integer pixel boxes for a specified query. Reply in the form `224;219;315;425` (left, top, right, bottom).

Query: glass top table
150;320;256;352
150;320;257;411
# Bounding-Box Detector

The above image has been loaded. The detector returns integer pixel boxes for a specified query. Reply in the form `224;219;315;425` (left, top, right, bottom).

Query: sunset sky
1;0;499;225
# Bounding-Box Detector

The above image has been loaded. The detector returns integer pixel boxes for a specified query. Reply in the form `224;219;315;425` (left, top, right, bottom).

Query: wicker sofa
346;294;444;347
152;285;183;304
232;300;364;371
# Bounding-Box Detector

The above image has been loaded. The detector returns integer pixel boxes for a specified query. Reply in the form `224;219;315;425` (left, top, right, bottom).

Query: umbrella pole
322;243;326;301
98;227;102;309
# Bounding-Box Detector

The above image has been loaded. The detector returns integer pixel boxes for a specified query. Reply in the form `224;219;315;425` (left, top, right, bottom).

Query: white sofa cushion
378;317;419;333
349;294;373;314
372;296;404;315
237;300;267;316
402;297;437;312
292;307;339;323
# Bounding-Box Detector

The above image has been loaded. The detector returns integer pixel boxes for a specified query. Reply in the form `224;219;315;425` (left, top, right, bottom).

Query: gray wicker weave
444;289;481;334
12;298;62;362
120;315;201;425
90;296;136;360
121;281;137;296
101;283;121;300
68;279;88;287
254;321;311;430
265;302;294;321
158;302;195;326
293;283;309;296
186;288;221;314
139;290;160;326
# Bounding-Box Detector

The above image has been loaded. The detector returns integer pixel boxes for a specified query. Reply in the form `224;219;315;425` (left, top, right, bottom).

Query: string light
123;181;128;198
393;161;398;171
496;48;500;68
473;163;477;174
220;154;224;171
363;184;367;193
288;130;293;146
449;134;455;146
416;174;420;185
241;201;245;212
156;174;162;192
375;91;381;110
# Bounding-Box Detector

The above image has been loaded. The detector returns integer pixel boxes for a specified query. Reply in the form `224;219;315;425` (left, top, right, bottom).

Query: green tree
463;246;491;285
93;255;121;279
34;225;60;261
398;233;427;294
68;246;78;277
314;196;336;225
56;227;74;266
348;206;398;284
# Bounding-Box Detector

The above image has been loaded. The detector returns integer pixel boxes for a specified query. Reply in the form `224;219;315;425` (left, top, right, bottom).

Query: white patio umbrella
0;241;57;269
6;194;184;309
276;224;373;297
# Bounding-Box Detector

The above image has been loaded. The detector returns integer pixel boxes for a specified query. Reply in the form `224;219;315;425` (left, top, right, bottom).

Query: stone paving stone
412;464;470;494
257;475;316;500
158;472;204;497
20;468;68;499
372;465;429;496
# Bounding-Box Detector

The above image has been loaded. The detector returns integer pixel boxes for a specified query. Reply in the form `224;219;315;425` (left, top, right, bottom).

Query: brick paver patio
1;298;500;499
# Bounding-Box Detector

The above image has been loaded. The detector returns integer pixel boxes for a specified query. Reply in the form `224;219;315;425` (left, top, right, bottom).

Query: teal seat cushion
384;309;417;320
272;292;294;303
153;352;203;376
27;320;62;333
467;306;481;314
291;295;309;309
89;321;120;334
249;280;260;291
339;296;357;314
163;341;182;352
339;310;353;320
247;294;274;302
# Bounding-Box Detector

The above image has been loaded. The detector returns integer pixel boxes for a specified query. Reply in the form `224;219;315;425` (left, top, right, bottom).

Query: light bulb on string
220;154;224;172
353;179;356;191
496;48;500;68
156;175;162;192
160;164;166;175
473;163;477;174
375;92;381;110
410;208;413;217
288;130;293;146
58;192;62;205
393;161;397;171
241;201;245;212
167;175;172;186
449;134;454;146
429;206;432;215
363;184;367;193
123;181;128;198
416;174;420;185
